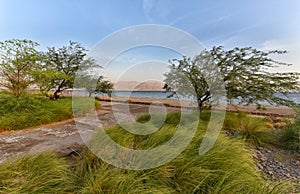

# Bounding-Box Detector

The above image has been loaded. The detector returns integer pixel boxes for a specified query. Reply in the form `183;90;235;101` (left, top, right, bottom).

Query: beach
95;95;295;117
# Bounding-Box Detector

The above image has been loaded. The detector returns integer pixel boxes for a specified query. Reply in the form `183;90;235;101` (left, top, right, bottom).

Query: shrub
223;112;277;147
279;121;300;151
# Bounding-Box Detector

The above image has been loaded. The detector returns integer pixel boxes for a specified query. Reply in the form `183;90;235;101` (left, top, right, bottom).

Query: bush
279;121;300;151
223;112;277;147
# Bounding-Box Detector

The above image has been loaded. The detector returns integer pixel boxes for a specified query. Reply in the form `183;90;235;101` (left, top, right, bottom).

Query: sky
1;0;300;81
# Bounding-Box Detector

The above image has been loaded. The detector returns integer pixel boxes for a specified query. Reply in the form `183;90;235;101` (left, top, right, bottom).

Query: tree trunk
197;98;203;111
50;80;65;100
52;91;60;100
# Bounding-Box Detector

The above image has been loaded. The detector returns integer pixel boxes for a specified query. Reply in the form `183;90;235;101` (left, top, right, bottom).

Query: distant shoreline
91;95;295;117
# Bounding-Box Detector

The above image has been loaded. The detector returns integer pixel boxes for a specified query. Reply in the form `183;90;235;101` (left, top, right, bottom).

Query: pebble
254;146;300;182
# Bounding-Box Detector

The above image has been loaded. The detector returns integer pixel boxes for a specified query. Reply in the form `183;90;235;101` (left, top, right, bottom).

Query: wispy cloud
169;13;192;26
203;14;234;26
203;23;262;48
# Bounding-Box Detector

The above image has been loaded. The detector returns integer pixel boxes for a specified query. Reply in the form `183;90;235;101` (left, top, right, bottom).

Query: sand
95;95;295;117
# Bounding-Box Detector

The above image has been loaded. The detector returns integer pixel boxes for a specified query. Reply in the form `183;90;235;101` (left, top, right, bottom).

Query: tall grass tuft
223;112;276;147
279;120;300;151
0;152;76;194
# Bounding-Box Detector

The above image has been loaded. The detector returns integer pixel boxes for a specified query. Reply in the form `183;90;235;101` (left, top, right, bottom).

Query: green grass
223;112;277;147
279;120;300;151
0;111;295;193
0;92;98;131
0;152;76;194
75;112;292;193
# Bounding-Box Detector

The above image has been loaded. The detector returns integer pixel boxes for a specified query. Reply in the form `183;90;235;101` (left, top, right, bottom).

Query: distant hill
113;81;164;91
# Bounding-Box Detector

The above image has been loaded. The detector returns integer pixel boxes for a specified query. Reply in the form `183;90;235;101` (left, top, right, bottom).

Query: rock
253;145;300;186
260;156;267;161
292;160;299;166
57;143;84;157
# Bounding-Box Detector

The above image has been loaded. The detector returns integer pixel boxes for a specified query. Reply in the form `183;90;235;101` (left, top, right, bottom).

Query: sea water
70;90;300;105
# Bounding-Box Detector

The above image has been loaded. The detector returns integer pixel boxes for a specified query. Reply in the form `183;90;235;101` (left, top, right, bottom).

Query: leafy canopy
0;39;41;97
34;41;96;99
74;75;113;97
164;46;299;110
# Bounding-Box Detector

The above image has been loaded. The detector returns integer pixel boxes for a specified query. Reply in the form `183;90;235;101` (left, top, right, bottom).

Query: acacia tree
212;46;299;106
95;76;114;96
0;39;41;97
164;46;299;110
164;51;222;110
35;41;95;99
74;75;113;97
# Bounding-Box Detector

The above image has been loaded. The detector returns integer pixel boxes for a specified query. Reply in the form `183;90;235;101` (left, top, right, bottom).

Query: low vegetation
279;120;300;151
223;111;300;152
0;112;295;193
223;112;277;147
0;152;75;194
0;92;98;131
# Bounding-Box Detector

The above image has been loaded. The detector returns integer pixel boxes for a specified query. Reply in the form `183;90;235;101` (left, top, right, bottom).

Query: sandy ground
0;101;180;163
0;99;295;163
97;96;295;117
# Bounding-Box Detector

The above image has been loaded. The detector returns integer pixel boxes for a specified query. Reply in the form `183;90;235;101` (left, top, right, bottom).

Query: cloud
203;14;234;26
202;23;261;48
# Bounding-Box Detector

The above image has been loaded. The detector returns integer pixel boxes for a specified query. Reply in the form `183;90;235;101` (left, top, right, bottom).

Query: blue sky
1;0;300;81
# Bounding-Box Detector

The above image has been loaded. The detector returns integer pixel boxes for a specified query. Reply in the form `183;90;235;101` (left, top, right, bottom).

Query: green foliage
223;112;276;147
95;76;114;96
0;152;76;194
74;112;291;193
36;41;97;99
74;75;113;97
0;94;96;130
164;46;299;109
212;46;299;106
32;67;67;97
72;96;99;115
164;52;222;110
279;121;300;151
0;39;114;99
136;114;151;123
0;39;42;97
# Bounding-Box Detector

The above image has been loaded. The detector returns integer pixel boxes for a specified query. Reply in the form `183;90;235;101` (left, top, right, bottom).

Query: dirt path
0;101;180;163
